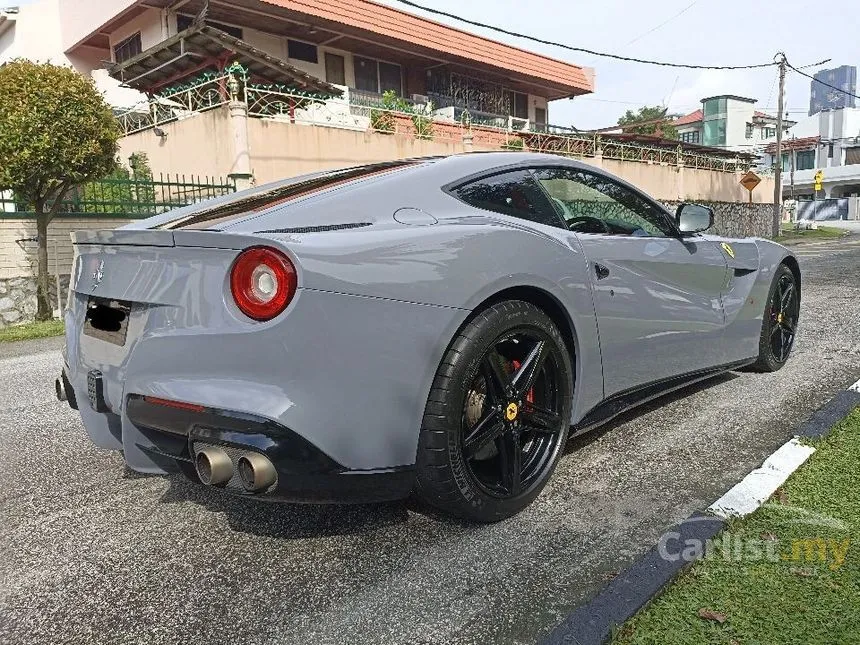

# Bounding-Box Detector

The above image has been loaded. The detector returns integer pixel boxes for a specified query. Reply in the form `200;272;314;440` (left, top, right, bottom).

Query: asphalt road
2;235;859;645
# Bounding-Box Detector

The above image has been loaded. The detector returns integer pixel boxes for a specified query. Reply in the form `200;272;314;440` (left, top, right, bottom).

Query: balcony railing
114;72;232;136
116;71;747;173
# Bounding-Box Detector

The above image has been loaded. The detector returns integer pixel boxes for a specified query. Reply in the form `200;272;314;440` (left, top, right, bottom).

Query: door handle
594;263;610;280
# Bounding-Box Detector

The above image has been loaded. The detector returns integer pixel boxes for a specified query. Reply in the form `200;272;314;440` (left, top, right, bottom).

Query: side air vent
258;222;372;234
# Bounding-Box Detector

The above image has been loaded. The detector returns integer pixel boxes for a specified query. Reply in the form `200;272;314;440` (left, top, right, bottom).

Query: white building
674;95;794;160
0;1;146;108
763;107;860;198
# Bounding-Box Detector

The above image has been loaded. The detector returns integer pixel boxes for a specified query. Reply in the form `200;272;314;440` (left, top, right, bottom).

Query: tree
617;105;678;140
0;60;120;320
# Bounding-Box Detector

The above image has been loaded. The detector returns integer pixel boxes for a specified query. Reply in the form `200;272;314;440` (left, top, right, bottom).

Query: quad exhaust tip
236;453;277;492
194;446;233;486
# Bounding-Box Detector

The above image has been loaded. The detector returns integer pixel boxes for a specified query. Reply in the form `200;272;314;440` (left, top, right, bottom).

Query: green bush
412;101;435;140
370;91;435;140
370;90;409;134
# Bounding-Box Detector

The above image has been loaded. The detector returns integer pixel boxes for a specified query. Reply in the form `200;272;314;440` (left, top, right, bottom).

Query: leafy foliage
0;60;120;319
502;137;525;150
370;90;408;133
370;90;435;140
617;105;678;140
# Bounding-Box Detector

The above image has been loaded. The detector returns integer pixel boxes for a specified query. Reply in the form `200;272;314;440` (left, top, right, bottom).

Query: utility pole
789;134;796;227
772;53;787;237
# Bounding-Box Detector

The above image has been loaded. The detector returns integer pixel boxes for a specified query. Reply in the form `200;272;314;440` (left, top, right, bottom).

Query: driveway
2;236;859;645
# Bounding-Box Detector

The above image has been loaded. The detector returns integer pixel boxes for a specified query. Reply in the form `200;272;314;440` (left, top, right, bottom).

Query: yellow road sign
814;169;824;183
739;170;761;193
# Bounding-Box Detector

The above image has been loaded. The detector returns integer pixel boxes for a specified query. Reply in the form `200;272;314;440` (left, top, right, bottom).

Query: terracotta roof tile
259;0;593;97
764;135;820;154
674;109;702;126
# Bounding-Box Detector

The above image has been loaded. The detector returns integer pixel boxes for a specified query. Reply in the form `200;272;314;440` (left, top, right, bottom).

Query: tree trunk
35;209;53;321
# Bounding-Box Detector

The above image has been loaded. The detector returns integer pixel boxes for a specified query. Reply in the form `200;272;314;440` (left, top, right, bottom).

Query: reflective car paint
64;152;797;480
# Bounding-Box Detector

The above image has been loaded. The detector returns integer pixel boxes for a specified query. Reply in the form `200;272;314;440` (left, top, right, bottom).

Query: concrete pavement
1;237;859;645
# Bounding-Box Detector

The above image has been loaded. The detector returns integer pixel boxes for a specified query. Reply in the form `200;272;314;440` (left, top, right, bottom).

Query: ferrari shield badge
720;242;736;259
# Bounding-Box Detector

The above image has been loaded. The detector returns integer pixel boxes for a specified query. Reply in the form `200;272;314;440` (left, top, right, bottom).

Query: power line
786;60;860;102
622;0;701;48
388;0;778;70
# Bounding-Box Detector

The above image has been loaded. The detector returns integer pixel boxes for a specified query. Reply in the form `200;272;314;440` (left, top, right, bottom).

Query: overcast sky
378;0;858;130
2;0;855;128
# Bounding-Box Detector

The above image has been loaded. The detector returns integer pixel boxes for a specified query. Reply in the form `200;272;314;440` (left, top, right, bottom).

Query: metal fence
0;174;236;218
115;73;233;136
117;69;747;173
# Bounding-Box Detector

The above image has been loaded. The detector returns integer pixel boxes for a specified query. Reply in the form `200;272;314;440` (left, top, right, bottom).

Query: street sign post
740;170;762;204
813;169;824;192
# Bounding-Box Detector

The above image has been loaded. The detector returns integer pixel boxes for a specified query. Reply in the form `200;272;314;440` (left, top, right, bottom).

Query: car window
452;170;564;229
534;167;673;237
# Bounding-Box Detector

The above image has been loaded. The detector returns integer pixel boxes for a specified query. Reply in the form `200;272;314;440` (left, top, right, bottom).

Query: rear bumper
59;387;414;503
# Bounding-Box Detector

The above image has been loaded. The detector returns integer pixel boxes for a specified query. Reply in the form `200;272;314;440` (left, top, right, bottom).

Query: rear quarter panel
267;215;604;426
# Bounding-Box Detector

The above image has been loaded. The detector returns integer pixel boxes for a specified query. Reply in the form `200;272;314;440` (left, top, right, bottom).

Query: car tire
414;300;573;522
750;264;800;373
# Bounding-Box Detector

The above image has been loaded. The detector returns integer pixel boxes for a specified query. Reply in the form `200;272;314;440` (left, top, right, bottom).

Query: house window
745;123;754;139
763;127;777;139
514;92;528;120
325;53;345;86
781;153;789;172
680;131;700;144
176;14;243;39
796;150;816;170
113;32;141;63
378;62;402;95
702;119;726;146
534;107;547;130
702;97;726;117
503;91;529;119
828;143;834;158
353;56;402;96
287;39;318;64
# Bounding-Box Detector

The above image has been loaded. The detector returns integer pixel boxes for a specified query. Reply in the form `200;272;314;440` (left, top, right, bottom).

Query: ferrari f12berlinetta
58;153;800;521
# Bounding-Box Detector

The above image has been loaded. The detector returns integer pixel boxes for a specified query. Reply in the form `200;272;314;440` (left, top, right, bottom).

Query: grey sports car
57;152;800;522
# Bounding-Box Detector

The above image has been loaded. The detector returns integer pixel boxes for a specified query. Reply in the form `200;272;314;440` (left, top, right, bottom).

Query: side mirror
676;203;714;234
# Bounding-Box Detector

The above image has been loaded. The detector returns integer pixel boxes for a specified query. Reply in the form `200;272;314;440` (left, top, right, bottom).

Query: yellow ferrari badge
721;242;736;258
505;402;519;421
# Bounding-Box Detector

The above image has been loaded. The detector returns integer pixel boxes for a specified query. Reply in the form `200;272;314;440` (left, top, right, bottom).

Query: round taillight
230;246;297;321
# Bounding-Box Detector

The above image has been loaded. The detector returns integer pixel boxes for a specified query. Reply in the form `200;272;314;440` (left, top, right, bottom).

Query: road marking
849;379;860;393
708;438;816;519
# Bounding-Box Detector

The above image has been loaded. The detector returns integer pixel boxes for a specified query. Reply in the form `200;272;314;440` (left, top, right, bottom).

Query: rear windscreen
160;161;419;230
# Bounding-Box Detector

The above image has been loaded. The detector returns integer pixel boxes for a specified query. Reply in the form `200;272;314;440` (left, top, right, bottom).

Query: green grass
0;319;65;343
775;225;846;244
614;408;860;645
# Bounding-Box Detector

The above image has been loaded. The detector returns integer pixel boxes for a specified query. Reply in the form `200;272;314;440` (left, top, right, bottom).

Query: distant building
674;95;795;161
763;107;860;198
809;66;856;116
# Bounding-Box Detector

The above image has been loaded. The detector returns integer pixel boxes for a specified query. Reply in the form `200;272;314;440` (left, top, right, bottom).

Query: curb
541;378;860;645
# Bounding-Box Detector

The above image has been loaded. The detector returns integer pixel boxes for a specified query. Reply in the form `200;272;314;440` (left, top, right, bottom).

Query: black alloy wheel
461;329;564;498
414;300;573;522
752;264;800;372
769;271;799;363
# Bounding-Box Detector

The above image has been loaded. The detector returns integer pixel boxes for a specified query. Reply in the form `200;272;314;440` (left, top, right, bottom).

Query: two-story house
1;0;594;131
674;95;794;158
